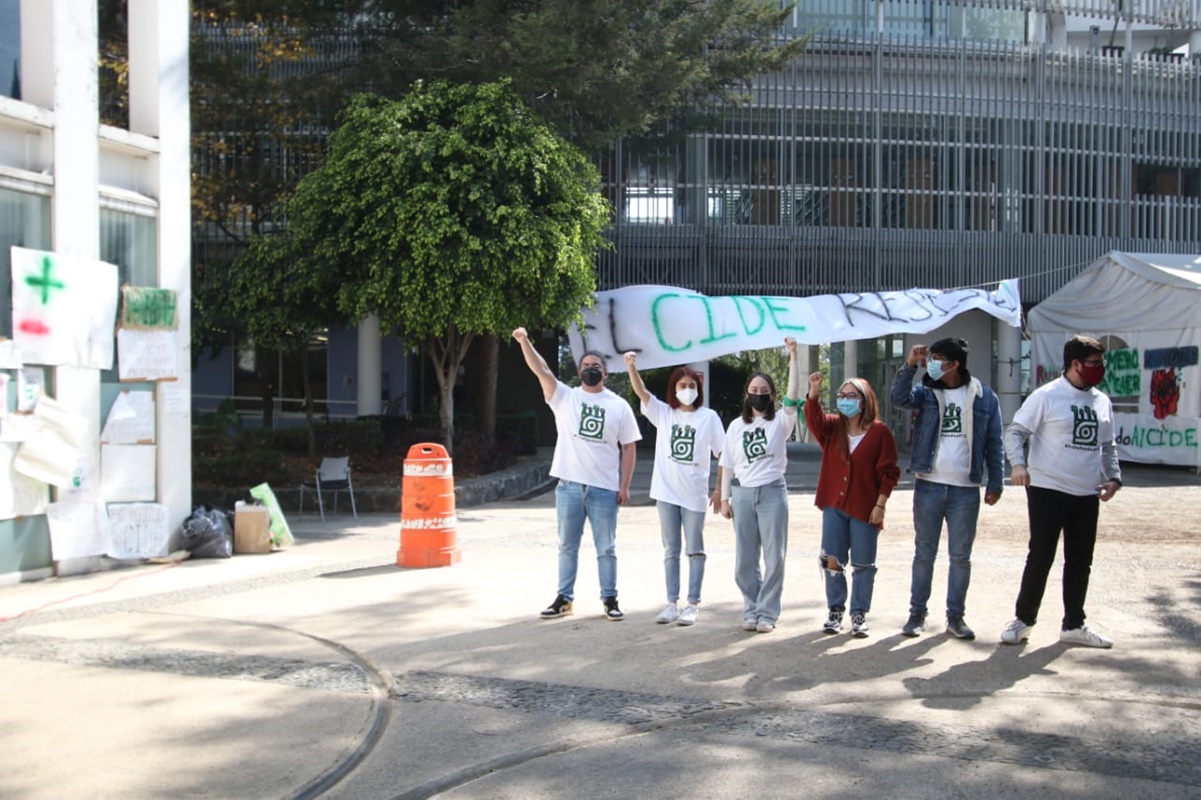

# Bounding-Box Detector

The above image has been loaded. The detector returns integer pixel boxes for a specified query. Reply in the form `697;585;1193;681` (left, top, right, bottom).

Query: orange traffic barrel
397;442;461;568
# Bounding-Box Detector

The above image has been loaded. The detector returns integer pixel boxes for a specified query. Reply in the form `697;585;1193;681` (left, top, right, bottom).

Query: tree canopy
260;80;611;444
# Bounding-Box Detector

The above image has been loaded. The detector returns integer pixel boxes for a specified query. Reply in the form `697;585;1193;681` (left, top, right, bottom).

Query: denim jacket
889;363;1004;495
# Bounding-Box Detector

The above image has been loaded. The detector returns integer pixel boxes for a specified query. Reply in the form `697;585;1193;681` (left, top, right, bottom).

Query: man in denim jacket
889;337;1003;640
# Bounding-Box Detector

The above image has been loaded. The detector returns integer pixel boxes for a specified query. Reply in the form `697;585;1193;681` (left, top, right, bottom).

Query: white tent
1027;251;1201;466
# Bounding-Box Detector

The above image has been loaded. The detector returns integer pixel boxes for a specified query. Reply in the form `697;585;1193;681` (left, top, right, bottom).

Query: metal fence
598;34;1201;305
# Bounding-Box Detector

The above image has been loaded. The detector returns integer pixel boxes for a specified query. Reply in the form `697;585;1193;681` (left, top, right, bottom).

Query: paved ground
2;445;1200;799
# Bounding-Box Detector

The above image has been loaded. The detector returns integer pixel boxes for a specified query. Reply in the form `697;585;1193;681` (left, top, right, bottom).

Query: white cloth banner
568;281;1021;370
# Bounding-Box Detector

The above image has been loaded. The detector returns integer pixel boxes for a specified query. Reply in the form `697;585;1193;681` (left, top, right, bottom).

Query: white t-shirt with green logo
718;408;797;488
1012;376;1115;496
548;383;642;491
641;396;725;512
921;385;974;487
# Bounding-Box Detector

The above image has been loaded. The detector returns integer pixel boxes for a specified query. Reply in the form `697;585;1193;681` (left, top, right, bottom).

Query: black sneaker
603;596;624;621
901;613;927;637
540;594;573;619
946;616;976;640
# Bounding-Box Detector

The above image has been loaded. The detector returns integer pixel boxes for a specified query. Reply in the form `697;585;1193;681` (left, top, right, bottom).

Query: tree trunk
257;353;275;430
302;344;316;457
475;333;498;441
428;326;477;454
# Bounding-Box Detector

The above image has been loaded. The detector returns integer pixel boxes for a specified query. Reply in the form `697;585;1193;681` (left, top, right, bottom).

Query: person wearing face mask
624;353;725;626
1000;335;1122;648
889;337;1004;641
805;371;900;637
512;328;641;622
717;337;801;633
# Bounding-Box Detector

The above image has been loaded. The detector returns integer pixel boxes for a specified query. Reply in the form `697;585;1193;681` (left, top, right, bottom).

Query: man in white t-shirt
512;327;641;621
890;337;1004;642
1001;335;1122;648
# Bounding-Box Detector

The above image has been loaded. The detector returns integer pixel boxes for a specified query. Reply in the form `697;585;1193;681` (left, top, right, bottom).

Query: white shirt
1008;376;1116;496
719;408;797;488
641;396;724;512
548;383;642;491
920;385;974;487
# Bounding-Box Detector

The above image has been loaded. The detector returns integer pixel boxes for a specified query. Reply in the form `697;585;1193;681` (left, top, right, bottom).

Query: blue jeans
910;479;982;619
821;507;879;614
555;480;619;601
657;501;707;605
730;481;788;624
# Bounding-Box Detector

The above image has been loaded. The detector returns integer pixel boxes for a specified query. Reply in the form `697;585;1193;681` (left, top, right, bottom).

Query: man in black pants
1000;335;1122;648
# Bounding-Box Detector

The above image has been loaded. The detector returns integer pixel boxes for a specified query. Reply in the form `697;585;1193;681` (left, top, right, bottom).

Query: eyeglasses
1081;359;1104;367
836;392;862;400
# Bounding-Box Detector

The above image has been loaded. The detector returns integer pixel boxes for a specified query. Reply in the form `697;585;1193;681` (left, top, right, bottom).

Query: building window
0;187;52;336
99;206;157;385
0;0;18;100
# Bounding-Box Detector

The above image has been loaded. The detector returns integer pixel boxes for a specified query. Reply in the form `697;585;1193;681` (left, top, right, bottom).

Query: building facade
0;0;191;582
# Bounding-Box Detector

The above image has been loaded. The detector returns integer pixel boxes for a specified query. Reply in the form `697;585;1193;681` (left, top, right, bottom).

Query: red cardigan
805;397;900;528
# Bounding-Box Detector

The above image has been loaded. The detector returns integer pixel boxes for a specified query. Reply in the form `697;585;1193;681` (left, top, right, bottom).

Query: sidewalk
1;456;1200;799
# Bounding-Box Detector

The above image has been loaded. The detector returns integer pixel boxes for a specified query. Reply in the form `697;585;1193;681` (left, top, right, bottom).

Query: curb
192;453;554;514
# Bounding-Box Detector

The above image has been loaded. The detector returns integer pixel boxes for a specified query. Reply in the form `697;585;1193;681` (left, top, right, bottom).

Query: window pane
0;188;52;337
0;0;19;100
99;207;157;384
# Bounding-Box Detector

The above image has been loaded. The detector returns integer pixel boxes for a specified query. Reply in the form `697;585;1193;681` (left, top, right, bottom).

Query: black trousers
1014;486;1100;630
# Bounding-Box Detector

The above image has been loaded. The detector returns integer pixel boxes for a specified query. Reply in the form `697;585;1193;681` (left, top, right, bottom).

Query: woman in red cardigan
804;371;900;638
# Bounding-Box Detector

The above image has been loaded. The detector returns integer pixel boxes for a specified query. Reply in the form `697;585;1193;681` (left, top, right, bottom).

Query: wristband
875;504;886;510
781;397;800;407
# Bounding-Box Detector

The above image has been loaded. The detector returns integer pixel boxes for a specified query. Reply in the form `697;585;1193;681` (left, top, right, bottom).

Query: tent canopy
1028;252;1201;334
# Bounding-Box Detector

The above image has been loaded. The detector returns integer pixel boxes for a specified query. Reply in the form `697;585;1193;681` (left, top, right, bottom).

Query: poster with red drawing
9;246;119;369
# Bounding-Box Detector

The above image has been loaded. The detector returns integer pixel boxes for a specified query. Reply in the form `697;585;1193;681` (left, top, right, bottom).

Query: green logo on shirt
742;428;768;463
670;424;696;463
1071;404;1098;446
941;401;963;434
579;404;606;440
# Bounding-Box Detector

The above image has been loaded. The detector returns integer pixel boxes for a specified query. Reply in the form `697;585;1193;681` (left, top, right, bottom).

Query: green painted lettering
651;293;691;352
697;296;736;345
762;296;808;333
731;296;766;336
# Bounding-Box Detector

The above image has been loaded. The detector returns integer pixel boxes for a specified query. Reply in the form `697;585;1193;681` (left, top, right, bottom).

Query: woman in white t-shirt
717;337;801;633
625;352;725;626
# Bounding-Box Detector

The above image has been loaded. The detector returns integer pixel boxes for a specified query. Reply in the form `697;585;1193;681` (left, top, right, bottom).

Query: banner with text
568;280;1021;371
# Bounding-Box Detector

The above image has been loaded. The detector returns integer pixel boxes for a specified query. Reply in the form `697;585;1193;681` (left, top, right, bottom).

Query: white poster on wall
46;502;109;560
100;444;157;502
9;246;119;368
117;329;178;381
0;442;50;520
13;394;88;487
107;503;170;559
101;390;156;444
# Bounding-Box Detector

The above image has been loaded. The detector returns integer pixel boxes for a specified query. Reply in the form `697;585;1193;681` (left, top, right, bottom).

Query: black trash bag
181;505;234;559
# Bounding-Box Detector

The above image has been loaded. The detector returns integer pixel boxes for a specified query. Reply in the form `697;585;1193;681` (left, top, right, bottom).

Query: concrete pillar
843;339;858;381
129;0;192;538
996;323;1024;424
357;313;382;415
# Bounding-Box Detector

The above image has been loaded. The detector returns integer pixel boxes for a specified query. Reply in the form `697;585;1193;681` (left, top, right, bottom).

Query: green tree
258;81;610;448
353;0;805;153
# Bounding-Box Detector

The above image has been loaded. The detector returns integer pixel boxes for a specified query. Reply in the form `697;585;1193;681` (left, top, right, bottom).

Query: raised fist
511;327;528;342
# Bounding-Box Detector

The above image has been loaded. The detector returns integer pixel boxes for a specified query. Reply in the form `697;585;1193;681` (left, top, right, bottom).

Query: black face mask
580;366;604;387
746;393;772;413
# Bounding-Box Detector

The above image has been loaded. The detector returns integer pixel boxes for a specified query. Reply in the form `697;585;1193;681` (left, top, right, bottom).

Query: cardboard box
234;501;272;554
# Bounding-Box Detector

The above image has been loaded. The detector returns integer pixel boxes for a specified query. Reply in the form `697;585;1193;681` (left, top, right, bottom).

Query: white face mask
676;387;699;406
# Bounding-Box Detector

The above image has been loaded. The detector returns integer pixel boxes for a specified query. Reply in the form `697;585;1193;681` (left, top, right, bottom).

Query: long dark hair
740;371;777;424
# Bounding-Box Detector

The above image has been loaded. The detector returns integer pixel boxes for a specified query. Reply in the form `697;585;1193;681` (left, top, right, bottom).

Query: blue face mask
836;398;862;417
926;358;947;382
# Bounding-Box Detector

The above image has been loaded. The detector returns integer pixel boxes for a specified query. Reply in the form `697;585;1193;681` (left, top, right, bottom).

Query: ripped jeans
820;506;879;614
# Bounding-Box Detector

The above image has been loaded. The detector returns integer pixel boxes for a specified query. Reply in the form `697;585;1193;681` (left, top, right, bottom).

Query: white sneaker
741;618;758;632
850;611;869;638
1001;618;1032;644
677;604;700;626
1060;626;1113;648
655;603;680;624
756;619;776;633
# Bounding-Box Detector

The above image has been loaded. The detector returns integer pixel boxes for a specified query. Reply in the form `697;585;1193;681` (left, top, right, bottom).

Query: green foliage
286;83;608;340
357;0;806;152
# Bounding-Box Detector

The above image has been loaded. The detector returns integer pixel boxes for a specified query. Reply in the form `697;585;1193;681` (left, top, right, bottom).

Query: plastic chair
299;456;358;522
